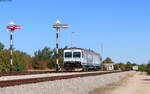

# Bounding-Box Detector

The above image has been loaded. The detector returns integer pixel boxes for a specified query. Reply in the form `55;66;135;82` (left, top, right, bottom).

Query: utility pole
52;20;68;71
100;43;104;71
71;31;76;48
7;21;21;72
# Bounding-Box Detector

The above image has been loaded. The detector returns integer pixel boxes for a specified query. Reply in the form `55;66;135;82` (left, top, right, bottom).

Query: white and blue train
63;48;102;71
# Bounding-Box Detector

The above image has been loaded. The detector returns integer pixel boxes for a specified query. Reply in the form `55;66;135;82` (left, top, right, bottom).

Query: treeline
102;57;150;74
1;41;150;73
102;57;137;71
0;42;67;72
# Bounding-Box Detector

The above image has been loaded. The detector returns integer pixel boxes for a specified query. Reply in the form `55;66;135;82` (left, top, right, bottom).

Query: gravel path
0;71;132;94
110;72;150;94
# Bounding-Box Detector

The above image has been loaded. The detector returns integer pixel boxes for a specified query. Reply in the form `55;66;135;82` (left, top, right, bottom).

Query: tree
0;42;4;51
125;61;133;71
32;47;66;70
146;62;150;74
0;50;30;72
13;50;30;72
0;50;10;72
32;60;48;70
32;47;53;69
132;63;138;66
139;64;146;72
114;64;120;70
114;63;126;71
34;47;53;61
102;57;114;64
26;58;33;70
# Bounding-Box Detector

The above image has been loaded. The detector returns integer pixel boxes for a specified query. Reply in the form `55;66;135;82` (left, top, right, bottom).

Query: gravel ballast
0;71;105;81
0;71;133;94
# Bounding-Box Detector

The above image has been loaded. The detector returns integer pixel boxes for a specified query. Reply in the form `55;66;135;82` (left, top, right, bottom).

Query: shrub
0;50;30;72
146;63;150;74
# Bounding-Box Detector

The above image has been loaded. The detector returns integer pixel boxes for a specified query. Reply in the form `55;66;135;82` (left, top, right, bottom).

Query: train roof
64;47;101;56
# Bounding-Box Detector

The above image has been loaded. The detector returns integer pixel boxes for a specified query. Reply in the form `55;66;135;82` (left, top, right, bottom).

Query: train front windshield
73;52;81;58
65;52;72;58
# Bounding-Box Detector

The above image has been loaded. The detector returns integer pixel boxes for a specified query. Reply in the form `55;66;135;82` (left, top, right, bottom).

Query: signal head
9;21;15;26
56;20;61;24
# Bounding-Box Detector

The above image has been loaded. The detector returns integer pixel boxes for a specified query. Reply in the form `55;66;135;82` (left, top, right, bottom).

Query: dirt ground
110;72;150;94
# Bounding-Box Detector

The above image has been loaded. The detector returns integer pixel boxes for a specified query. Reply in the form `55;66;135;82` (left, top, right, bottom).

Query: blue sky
0;0;150;64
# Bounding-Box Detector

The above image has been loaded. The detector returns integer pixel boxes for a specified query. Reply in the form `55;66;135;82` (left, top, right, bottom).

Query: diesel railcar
63;48;102;71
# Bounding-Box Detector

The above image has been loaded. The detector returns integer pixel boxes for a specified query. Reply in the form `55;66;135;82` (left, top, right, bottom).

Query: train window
65;52;72;58
73;52;81;58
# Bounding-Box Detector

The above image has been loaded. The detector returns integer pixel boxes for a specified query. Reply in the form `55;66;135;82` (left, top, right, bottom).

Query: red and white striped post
52;20;68;71
7;21;21;72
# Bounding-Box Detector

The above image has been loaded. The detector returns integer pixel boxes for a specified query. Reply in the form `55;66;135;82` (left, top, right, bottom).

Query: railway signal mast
52;20;68;71
7;21;21;72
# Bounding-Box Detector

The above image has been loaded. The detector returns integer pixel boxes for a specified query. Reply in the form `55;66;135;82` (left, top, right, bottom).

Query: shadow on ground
142;79;150;81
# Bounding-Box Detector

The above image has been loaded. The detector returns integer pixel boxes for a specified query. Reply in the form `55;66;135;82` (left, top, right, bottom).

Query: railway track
0;70;81;77
0;71;125;88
